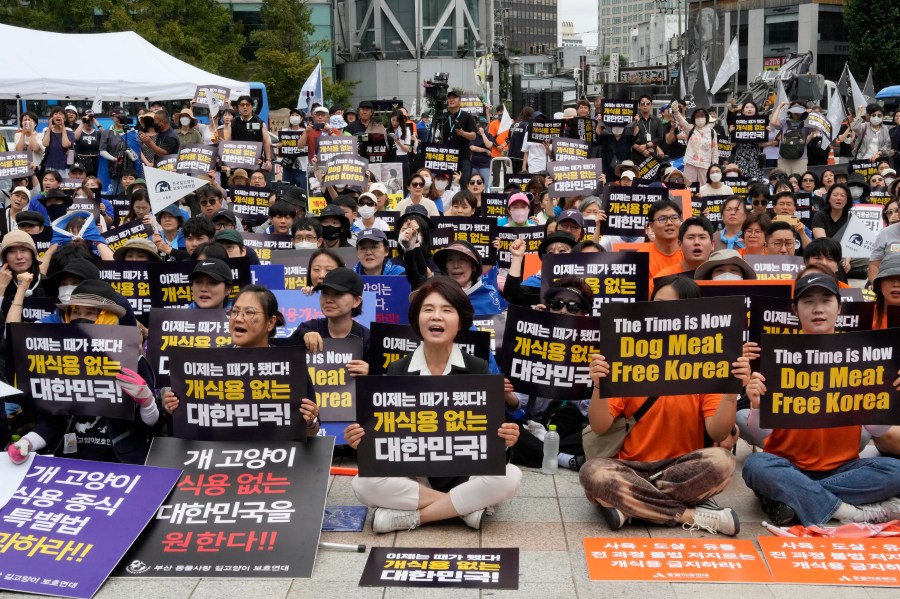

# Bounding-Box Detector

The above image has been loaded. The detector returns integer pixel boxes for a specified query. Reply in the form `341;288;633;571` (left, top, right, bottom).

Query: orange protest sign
523;253;541;281
584;538;773;583
669;188;692;218
758;536;900;586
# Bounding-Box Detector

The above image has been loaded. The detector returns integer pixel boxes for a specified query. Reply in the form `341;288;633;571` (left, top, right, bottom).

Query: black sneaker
760;496;795;526
599;505;630;530
568;455;586;471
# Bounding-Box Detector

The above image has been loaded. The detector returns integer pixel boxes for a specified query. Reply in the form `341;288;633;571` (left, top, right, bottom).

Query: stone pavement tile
481;581;578;598
721;494;767;523
394;521;481;548
569;546;677;599
190;579;291;599
481;521;567;551
672;583;774;599
554;470;588;498
563;520;652;547
287;580;384;598
518;550;574;583
720;467;755;498
320;526;386;551
383;588;479;598
92;579;200;599
491;496;562;522
310;546;374;581
866;588;900;599
327;472;359;499
516;467;559;497
559;496;605;523
767;585;872;599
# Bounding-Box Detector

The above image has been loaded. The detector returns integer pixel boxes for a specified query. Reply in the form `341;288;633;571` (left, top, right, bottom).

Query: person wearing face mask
597;119;637;181
314;204;352;248
771;102;812;174
698;164;733;197
280;108;309;189
174;108;202;146
844;173;870;204
852;104;892;161
498;193;537;227
433;174;456;211
14;112;45;170
291;217;322;250
352;192;390;232
671;104;718;186
880;168;896;192
693;249;757;282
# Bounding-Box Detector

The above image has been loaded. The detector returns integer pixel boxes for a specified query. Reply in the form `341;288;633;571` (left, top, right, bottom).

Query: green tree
0;0;97;32
845;0;900;90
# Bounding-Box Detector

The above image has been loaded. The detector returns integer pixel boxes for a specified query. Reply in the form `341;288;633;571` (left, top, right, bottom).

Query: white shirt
521;134;548;173
406;344;466;375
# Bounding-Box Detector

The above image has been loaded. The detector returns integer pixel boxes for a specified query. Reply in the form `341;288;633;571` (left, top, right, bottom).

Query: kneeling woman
344;278;522;532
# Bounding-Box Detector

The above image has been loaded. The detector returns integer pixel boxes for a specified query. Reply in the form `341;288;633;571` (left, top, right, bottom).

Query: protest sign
0;456;181;599
495;225;544;270
368;322;491;376
102;220;152;254
144;166;207;214
851;203;884;234
549;159;602;197
175;144;217;176
717;139;733;164
840;212;879;259
148;259;250;307
240;231;293;264
322;154;367;188
423;144;460;175
59;178;83;191
481;192;509;218
9;323;140;420
359;132;389;163
570;117;596;143
316;135;357;163
697;279;793;300
10;296;57;323
120;436;333;579
360;547;519;589
691;194;730;226
749;295;873;340
104;194;131;223
308;337;362;422
869;191;892;206
362;275;411;325
367;163;406;198
219;141;262;170
600;100;637;126
472;312;507;354
731;117;768;142
0;151;32;179
723;176;749;197
505;173;532;191
804;112;832;140
500;304;601;399
155;155;177;172
32;229;53;261
529;120;564;143
458;96;484;116
278;129;304;157
794;192;815;227
758;329;900;428
432;216;497;264
541;252;649;314
272;289;376;338
551;138;590;161
192;85;230;108
758;536;900;587
169;346;307;441
598;297;745;398
267;247;358;290
356;375;506;477
98;261;151;324
146;308;231;387
744;254;804;280
229;186;272;223
601;185;669;236
891;305;900;328
584;538;772;583
636;155;661;180
850;160;879;180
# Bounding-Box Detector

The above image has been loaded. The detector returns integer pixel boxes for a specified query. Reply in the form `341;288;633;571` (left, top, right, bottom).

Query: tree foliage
0;0;97;33
845;0;900;90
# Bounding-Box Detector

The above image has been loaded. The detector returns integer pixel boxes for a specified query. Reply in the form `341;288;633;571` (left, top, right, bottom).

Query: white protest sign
144;166;208;214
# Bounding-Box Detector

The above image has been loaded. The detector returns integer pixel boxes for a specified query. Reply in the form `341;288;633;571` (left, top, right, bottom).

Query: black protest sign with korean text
869;191;892;207
744;255;805;281
601;185;668;236
804;113;832;140
323;154;367;188
146;308;231;387
176;144;217;176
569;117;596;143
458;97;484;116
121;436;333;579
359;132;389;163
850;160;879;180
495;225;544;270
368;322;491;376
102;220;153;254
505;173;532;191
278;130;304;157
423;144;460;175
598;297;745;398
148;258;251;307
98;261;151;325
691;194;730;227
104;194;132;224
529;120;565;143
9;323;141;419
481;193;509;219
731;117;768;142
32;229;53;261
551;138;590;162
169;346;307;442
308;337;363;422
697;279;794;300
360;547;519;590
220;141;263;170
599;100;637;127
717;139;733;165
794;192;815;227
758;329;900;428
541;252;649;315
636;155;661;180
267;247;358;290
0;152;32;179
316;135;358;164
156;155;177;172
192;85;230;108
229;186;272;224
432;216;497;265
749;295;873;340
549;159;602;197
240;232;293;264
2;296;57;323
356;375;506;478
500;304;601;400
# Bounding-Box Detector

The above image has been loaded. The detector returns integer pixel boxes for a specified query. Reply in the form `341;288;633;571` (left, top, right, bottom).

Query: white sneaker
683;501;740;536
854;497;900;524
372;508;420;533
460;509;485;530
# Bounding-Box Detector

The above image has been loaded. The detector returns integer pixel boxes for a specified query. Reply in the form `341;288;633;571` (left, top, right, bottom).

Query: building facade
503;0;558;55
599;0;685;58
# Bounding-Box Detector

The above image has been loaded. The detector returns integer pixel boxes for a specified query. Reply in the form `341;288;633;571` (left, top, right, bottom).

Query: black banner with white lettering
102;220;153;254
549;159;602;197
481;193;510;219
431;216;497;265
731;117;768;143
495;226;544;270
600;100;637;127
220;141;263;170
541;252;649;315
146;308;232;388
278;130;304;157
551;138;590;162
691;194;731;226
368;322;491;376
176;144;217;176
0;151;32;180
601;185;669;236
240;232;293;264
850;160;879;180
98;261;151;325
359;547;519;589
229;186;272;223
148;258;250;307
744;255;805;281
529;120;564;143
423;144;461;175
308;337;363;422
316;136;357;164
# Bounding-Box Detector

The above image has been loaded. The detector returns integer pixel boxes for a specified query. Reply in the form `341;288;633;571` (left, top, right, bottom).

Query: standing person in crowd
852;104;892;162
225;95;273;174
771;102;811;174
579;275;750;536
506;107;533;172
521;112;550;174
73;111;102;177
630;95;666;163
280;108;308;189
174;108;202;146
442;90;477;186
345;278;521;533
469;115;495;185
389;109;412;185
138;110;180;167
699;164;733;197
671;104;718;186
714;196;748;251
729;101;766;181
41;107;74;177
14;112;44;170
597;119;636;181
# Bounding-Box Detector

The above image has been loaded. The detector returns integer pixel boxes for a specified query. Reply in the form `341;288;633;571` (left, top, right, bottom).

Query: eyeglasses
199;199;219;206
653;215;682;225
214;222;235;231
547;298;586;314
886;208;900;216
410;182;425;187
768;240;795;250
238;102;252;107
468;179;484;185
227;307;262;320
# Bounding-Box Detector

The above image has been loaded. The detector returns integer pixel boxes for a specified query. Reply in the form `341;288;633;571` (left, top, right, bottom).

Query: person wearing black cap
39;188;73;222
354;228;405;276
187;258;233;310
315;204;352;248
292;267;371;358
13;211;45;236
347;101;382;136
433;241;506;316
742;267;900;527
224;95;273;173
440;90;477;186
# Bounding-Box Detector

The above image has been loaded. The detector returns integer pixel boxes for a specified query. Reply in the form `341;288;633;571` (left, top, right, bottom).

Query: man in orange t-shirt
488;106;508;159
641;199;684;281
651;216;715;295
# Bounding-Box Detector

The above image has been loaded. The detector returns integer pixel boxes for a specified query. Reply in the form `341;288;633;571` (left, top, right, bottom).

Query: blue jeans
282;166;306;189
742;452;900;526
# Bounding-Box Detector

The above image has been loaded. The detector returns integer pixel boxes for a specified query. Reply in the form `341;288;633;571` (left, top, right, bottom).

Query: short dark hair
234;284;285;334
651;275;701;300
49;106;65;118
268;200;298;219
638;94;653;104
765;220;794;238
450;190;478;212
333;194;359;213
408;277;474;341
748;182;770;200
183;215;215;239
292;217;322;238
867;103;883;116
237;95;254;107
826;183;853;219
723;195;746;213
647;198;682;222
191;241;229;261
772;191;797;207
678;216;714;241
742;211;771;233
196;184;223;200
307;248;345;277
42;170;63;184
576;99;591;109
804;237;842;264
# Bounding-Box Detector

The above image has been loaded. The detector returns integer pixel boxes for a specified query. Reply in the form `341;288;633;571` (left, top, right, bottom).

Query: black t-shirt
231;115;265;143
443;109;476;161
154;128;180;163
75;129;102;154
506;121;529;162
811;209;849;239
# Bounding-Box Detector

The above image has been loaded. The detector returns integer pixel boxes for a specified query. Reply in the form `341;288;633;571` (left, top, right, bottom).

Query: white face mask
849;186;864;199
422;177;432;188
180;117;191;126
358;205;376;219
695;118;707;127
294;241;317;250
509;207;530;223
289;116;302;125
712;272;742;281
870;116;883;126
611;126;624;136
57;284;78;304
886;177;895;187
709;172;722;183
435;180;448;191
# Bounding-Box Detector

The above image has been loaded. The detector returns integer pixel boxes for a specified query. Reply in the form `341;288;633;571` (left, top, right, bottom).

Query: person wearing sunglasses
747;182;771;215
395;173;440;217
352;191;390;232
223;95;274;173
465;174;487;209
630;95;666;163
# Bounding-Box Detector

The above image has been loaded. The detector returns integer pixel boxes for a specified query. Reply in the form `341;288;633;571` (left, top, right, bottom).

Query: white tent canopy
0;24;249;101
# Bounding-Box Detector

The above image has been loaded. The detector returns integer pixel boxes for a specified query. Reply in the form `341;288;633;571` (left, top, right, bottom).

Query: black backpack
780;120;804;160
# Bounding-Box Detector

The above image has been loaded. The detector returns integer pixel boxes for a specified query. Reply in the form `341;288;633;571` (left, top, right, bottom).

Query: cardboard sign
495;226;544;270
169;346;307;441
316;135;357;164
219;141;262;170
691;194;731;226
175;144;217;176
9;323;140;420
307;337;362;422
549;159;602;197
367;322;491;376
98;261;151;324
102;220;152;254
229;186;273;223
0;456;181;599
431;216;497;265
0;151;32;179
500;305;600;400
598;297;745;398
584;538;772;583
541;252;649;315
481;192;509;219
529;120;565;143
600;100;637;127
758;329;900;428
362;275;411;325
239;232;293;264
758;536;900;587
323;154;367;188
805;113;832;140
356;375;506;478
146;308;232;387
744;254;805;281
272;290;376;338
601;185;669;236
731;117;768;142
120;437;333;579
551;138;590;162
148;259;251;308
278;129;304;157
423;144;460;175
360;547;519;589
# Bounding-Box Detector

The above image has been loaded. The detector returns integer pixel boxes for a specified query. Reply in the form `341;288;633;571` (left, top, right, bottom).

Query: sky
558;0;600;49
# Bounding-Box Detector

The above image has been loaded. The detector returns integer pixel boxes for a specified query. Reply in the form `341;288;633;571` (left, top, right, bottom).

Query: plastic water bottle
541;425;560;474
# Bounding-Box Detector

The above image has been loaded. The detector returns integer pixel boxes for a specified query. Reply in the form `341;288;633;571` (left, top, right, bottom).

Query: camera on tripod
423;73;451;142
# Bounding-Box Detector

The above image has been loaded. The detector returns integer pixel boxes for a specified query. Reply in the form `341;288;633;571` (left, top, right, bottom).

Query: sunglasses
410;182;425;187
199;199;219;206
468;179;484;185
548;298;586;314
639;101;652;106
359;200;376;207
752;199;768;206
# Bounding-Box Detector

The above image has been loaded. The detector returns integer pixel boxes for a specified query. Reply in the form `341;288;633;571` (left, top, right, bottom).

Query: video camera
423;72;450;142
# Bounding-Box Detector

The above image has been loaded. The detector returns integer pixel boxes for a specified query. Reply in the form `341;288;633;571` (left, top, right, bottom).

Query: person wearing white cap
353;191;390;232
770;101;812;174
0;187;32;238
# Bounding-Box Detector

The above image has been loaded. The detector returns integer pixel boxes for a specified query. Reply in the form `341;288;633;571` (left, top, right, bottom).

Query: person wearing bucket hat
315;204;352;248
872;252;900;329
175;108;202;145
153;204;185;251
113;236;162;262
39;188;73;223
770;101;811;174
614;160;638;178
694;249;757;281
0;230;45;301
227;168;250;188
354;228;405;276
187;258;233;310
328;114;349;133
433;240;507;317
741;266;900;527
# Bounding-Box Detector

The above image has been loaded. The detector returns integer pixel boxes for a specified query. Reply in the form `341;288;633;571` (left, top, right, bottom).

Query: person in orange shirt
579;276;751;536
638;199;685;283
743;270;900;526
739;212;770;257
488;106;508;159
651;216;715;294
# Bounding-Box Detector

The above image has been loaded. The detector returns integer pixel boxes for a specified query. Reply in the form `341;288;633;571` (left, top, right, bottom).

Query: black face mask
46;204;67;221
321;225;342;241
70;318;95;325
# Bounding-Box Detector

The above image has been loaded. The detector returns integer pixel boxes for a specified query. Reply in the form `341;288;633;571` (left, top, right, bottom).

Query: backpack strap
632;396;659;423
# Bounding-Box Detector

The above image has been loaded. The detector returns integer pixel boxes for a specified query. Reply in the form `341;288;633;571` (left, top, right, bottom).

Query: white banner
144;166;208;214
